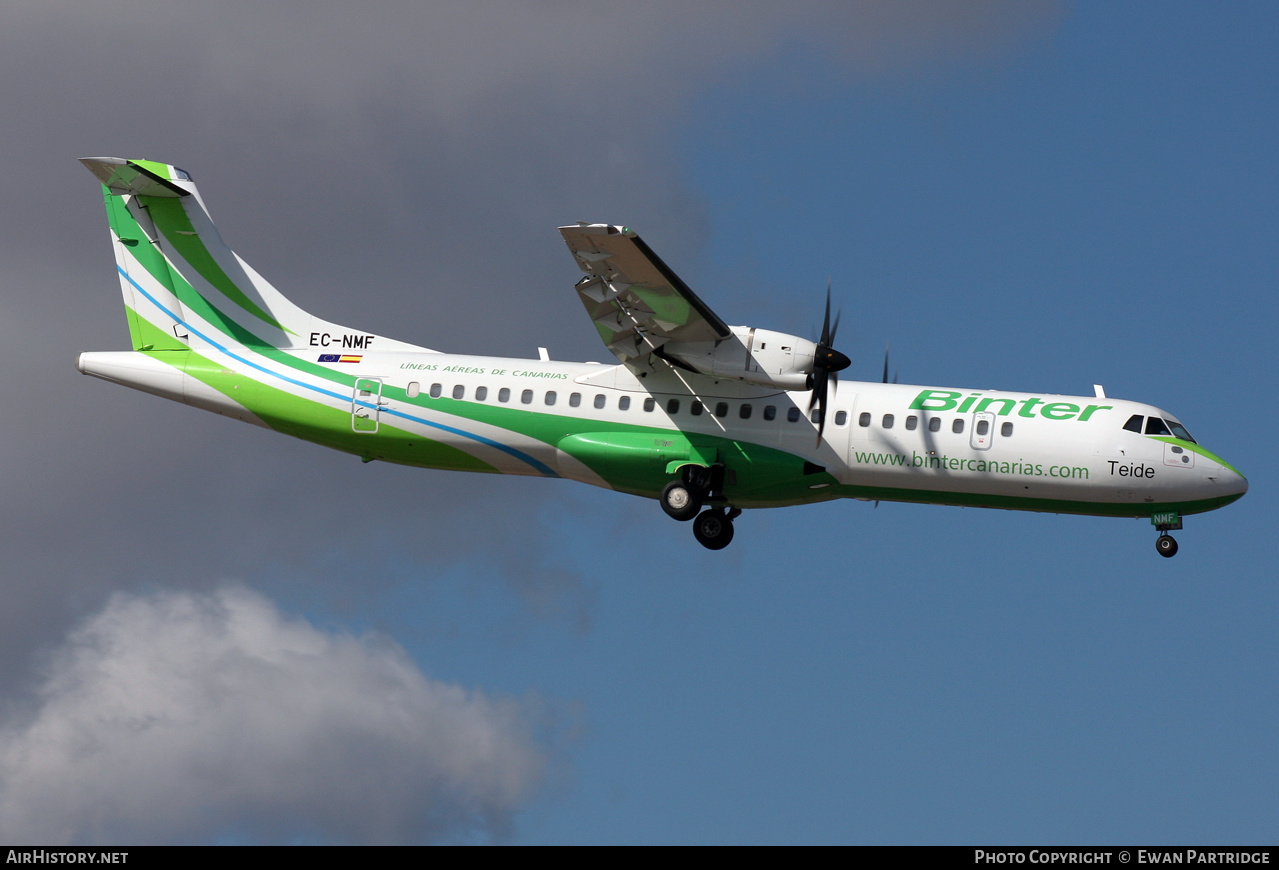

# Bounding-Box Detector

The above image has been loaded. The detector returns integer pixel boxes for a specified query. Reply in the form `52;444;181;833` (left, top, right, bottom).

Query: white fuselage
77;347;1247;515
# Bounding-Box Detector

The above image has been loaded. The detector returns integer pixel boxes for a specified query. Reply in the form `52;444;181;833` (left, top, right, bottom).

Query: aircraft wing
559;224;730;364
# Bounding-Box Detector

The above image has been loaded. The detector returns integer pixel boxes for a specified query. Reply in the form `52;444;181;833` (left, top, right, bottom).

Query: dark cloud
0;0;1056;840
0;0;1054;667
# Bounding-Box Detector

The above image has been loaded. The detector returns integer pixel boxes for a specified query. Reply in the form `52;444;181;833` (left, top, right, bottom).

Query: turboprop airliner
76;157;1247;556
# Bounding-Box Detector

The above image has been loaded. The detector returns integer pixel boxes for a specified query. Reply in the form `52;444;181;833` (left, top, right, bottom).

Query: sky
0;0;1275;845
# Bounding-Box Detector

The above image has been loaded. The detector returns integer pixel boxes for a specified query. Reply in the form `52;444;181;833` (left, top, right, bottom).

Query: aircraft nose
1209;463;1248;500
1228;468;1249;498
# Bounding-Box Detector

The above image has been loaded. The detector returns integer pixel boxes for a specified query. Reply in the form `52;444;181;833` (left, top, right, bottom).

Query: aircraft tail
80;157;431;354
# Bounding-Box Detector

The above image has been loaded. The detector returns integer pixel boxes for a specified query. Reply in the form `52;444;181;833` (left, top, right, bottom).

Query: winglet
79;157;191;198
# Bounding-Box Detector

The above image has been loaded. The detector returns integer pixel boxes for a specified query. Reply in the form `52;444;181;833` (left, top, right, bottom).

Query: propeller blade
808;367;828;445
820;280;833;347
881;341;898;383
807;368;825;413
811;281;848;445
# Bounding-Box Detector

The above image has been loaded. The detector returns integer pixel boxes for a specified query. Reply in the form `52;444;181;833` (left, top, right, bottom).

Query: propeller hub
817;346;850;373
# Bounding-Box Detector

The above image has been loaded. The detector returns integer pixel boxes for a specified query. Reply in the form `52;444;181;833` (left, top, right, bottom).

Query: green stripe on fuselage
554;428;827;500
828;481;1242;518
379;392;834;501
1149;436;1245;478
143;347;498;473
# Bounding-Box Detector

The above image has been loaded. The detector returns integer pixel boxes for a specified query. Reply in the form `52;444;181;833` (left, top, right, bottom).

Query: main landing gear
659;465;741;550
693;506;741;550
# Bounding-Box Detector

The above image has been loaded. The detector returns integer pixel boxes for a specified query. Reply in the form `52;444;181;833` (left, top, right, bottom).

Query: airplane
76;157;1247;556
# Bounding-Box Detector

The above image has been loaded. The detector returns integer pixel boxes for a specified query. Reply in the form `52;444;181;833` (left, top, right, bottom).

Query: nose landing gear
1155;534;1178;558
1152;511;1182;558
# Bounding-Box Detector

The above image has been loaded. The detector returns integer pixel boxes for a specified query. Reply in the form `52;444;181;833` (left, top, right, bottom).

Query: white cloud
0;586;549;844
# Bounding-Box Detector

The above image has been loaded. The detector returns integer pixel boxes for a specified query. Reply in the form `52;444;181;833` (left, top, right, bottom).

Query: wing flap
560;224;729;363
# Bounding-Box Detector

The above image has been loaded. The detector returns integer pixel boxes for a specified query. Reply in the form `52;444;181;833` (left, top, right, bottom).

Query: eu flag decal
318;354;362;363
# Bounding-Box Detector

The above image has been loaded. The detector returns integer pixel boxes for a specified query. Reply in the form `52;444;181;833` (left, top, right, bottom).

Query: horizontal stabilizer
80;157;190;198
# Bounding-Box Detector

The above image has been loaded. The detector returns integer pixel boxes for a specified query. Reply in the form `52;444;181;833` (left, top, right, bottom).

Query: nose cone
1205;455;1248;503
1224;467;1249;499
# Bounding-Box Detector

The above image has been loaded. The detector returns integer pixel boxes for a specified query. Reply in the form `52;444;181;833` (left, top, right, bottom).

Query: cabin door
352;377;385;433
970;412;995;450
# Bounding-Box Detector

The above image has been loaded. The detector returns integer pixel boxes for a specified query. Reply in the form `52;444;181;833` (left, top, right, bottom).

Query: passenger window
545;391;557;406
690;401;703;416
976;419;990;436
430;383;442;398
452;385;465;400
644;398;655;412
739;404;752;419
810;408;823;424
1123;414;1143;433
667;399;680;414
498;387;510;403
521;389;533;405
569;392;581;408
952;419;964;434
715;403;728;418
406;381;420;398
859;412;871;427
594;394;606;410
475;386;487;401
928;417;941;433
1001;422;1014;437
905;415;917;430
787;408;801;422
835;410;847;426
1145;417;1171;436
764;405;776;421
882;414;894;429
619;396;631;411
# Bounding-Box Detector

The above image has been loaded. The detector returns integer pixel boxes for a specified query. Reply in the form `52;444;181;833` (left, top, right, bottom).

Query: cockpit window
1166;420;1196;443
1144;417;1171;437
1123;414;1143;433
174;167;192;180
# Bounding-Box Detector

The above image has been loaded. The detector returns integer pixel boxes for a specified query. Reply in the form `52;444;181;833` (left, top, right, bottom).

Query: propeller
808;281;851;445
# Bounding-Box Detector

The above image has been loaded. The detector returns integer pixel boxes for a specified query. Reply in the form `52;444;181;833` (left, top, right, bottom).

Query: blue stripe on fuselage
117;266;559;476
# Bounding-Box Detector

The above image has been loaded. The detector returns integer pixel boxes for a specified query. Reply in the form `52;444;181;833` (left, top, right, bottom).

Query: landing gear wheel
1156;534;1178;558
692;509;735;550
661;480;701;522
